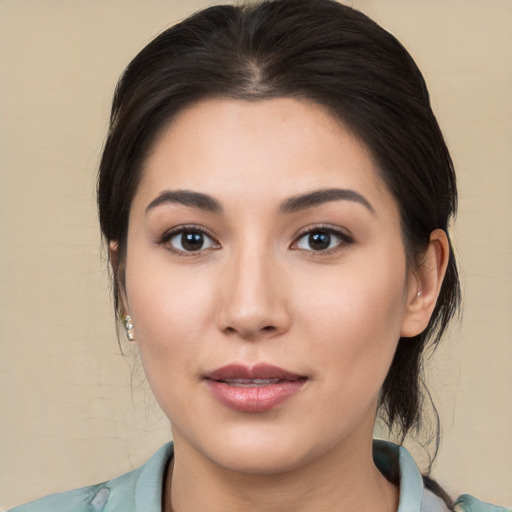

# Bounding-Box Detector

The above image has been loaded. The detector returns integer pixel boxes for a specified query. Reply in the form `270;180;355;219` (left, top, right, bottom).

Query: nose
216;247;291;340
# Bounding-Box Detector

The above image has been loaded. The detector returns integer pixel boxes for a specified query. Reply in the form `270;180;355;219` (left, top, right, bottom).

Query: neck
165;431;398;512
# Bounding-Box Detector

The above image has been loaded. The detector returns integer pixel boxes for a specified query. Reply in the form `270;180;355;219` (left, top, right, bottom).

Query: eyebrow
146;190;222;214
279;188;375;214
145;187;374;216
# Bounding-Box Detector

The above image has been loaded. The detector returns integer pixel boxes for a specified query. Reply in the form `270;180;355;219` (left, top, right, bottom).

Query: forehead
135;97;394;214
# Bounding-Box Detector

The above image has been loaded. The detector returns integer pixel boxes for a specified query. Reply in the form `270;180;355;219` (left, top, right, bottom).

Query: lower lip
206;379;306;413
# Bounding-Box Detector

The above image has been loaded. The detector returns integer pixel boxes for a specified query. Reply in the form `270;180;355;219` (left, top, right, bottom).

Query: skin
113;98;448;512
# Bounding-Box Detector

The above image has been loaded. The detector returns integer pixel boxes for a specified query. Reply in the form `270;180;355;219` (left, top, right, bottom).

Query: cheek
124;254;215;383
295;252;409;385
126;271;218;425
126;240;212;329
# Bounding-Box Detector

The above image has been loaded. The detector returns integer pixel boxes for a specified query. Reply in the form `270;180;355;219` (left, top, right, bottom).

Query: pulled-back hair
98;0;461;454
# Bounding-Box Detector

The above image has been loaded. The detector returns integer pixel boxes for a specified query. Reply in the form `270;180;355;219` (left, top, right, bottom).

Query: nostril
222;325;277;336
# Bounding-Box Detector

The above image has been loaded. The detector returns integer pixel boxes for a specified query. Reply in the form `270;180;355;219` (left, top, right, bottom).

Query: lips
204;363;307;413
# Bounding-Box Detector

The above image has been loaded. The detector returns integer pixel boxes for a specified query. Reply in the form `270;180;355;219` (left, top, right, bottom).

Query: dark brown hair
98;0;461;456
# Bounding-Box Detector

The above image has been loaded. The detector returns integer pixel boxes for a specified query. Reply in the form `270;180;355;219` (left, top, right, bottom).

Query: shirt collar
373;439;425;511
131;440;426;512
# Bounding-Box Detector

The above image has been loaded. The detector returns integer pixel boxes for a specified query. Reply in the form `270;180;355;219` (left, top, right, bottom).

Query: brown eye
294;228;351;252
181;232;205;251
167;229;217;252
307;232;332;251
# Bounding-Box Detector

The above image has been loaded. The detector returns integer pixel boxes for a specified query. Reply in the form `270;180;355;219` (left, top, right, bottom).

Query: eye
162;227;219;253
293;228;352;252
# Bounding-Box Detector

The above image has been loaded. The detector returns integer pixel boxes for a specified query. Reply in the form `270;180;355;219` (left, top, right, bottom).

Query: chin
210;440;317;475
174;416;350;477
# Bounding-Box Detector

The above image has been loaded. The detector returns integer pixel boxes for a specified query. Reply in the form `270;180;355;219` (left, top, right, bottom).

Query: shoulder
453;494;512;512
373;440;510;512
422;489;511;512
6;483;105;512
7;443;174;512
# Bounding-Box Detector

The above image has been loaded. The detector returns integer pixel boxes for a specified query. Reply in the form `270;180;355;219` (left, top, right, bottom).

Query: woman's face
121;98;420;474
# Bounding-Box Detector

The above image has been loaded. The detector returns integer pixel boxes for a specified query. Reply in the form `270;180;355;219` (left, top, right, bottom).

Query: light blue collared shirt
8;441;508;512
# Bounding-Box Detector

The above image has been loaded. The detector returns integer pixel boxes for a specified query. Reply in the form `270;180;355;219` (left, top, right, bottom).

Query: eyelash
157;224;353;256
158;225;220;256
291;225;354;254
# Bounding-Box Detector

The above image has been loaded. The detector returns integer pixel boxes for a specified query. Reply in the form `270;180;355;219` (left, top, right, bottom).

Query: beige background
0;0;511;509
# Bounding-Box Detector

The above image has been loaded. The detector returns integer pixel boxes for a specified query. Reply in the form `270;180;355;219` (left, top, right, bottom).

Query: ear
109;241;129;315
400;229;450;338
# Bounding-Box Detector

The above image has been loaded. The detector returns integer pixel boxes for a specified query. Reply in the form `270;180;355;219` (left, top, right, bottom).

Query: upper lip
205;363;306;382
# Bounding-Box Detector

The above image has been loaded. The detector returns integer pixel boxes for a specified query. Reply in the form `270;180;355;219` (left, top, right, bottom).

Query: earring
124;315;135;342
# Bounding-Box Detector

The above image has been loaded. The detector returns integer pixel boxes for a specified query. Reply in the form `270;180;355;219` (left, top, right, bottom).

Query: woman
7;0;509;511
